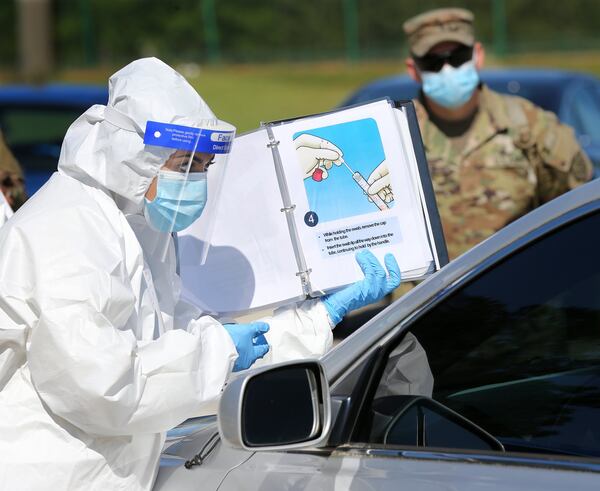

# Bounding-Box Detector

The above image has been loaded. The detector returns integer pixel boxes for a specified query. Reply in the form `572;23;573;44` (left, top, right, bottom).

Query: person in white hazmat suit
0;58;401;490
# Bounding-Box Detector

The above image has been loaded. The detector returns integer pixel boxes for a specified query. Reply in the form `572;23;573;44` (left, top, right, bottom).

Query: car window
0;107;82;194
1;107;80;147
1;107;82;170
485;78;562;115
360;211;600;458
562;82;600;147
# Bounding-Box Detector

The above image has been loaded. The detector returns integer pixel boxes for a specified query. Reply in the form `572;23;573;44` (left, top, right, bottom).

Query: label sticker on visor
144;121;234;154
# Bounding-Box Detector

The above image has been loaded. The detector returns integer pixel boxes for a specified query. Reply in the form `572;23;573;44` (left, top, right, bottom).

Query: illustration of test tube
342;161;389;211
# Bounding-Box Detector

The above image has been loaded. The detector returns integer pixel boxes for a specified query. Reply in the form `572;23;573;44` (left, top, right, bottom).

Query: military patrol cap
403;8;475;57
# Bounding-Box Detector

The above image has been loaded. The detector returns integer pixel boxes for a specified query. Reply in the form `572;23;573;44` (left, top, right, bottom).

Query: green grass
52;50;600;133
185;61;405;132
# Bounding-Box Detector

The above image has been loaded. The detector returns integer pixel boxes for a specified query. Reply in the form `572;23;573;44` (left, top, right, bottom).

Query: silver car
156;178;600;490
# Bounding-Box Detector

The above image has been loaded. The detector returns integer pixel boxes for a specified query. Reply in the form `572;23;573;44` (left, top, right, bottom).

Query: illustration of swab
340;159;389;211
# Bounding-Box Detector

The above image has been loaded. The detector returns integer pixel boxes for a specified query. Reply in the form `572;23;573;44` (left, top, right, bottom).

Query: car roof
483;68;598;84
0;83;108;108
324;177;600;381
339;68;599;108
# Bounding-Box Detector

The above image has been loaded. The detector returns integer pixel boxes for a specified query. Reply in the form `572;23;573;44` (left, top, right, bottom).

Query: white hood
57;57;220;211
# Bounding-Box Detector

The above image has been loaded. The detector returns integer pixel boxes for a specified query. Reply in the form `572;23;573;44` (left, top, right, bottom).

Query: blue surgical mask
421;60;479;109
144;170;208;233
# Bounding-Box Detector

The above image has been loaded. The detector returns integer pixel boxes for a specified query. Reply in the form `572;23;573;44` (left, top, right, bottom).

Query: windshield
562;82;600;146
484;77;563;115
0;107;82;194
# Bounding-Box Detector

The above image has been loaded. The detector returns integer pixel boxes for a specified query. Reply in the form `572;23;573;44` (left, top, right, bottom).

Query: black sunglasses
413;45;473;73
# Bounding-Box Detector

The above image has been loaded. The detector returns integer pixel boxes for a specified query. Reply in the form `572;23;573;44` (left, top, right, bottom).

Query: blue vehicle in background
0;84;108;196
340;69;600;173
2;70;599;197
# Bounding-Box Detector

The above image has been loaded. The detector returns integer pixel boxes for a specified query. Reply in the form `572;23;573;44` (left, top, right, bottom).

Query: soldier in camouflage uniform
402;8;593;260
0;130;26;212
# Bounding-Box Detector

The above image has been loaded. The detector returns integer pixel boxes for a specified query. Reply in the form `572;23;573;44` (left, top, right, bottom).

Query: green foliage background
2;0;600;68
3;1;600;132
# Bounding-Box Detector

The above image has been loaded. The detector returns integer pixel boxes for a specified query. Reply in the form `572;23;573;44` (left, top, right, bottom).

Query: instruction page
271;100;434;294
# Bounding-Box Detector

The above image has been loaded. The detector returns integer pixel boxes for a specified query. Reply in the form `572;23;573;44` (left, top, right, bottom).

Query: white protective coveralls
0;191;12;227
0;58;332;491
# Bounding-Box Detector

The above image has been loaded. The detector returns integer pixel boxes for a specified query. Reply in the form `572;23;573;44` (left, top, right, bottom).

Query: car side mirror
373;396;504;452
218;360;331;451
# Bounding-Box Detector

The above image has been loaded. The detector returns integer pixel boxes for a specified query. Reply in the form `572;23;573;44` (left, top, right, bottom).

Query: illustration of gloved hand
322;249;401;326
223;321;270;371
294;133;344;181
367;162;394;203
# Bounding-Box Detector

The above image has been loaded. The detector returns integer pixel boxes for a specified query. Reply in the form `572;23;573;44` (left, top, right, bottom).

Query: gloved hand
223;322;270;372
367;162;394;203
322;249;401;326
294;133;344;181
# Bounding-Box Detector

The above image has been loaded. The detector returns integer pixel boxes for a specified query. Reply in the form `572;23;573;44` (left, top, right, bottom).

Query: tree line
2;0;600;69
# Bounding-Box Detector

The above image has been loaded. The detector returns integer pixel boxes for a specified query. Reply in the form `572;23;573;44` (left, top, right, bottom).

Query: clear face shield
141;119;236;263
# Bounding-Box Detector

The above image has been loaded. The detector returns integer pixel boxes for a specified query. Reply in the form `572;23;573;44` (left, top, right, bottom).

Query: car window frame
326;200;600;471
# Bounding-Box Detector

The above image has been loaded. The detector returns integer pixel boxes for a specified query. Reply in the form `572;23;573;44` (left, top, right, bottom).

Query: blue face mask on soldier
421;60;480;109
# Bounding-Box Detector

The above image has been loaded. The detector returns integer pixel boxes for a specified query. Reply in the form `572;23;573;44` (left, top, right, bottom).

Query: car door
219;206;600;490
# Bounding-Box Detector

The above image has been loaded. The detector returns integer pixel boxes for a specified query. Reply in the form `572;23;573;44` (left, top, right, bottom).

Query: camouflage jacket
0;131;26;210
415;85;593;260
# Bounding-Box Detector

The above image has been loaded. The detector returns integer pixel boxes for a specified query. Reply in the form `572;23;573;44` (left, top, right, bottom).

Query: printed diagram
294;118;393;224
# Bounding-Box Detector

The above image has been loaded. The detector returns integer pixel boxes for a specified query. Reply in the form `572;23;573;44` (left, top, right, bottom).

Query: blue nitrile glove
322;249;401;326
223;322;270;372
